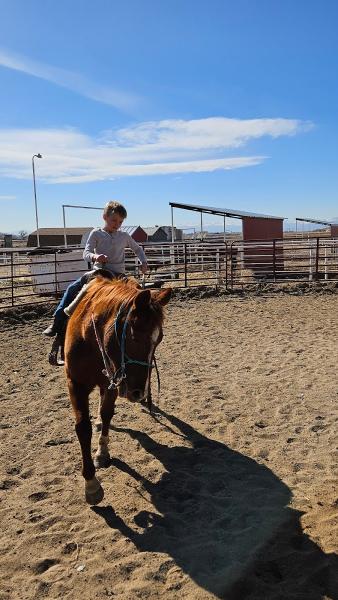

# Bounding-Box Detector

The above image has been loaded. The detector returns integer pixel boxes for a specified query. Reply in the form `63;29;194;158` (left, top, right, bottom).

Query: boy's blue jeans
53;269;123;324
53;274;87;320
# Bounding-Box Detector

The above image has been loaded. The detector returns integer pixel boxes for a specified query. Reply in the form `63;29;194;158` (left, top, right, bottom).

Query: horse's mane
82;276;164;324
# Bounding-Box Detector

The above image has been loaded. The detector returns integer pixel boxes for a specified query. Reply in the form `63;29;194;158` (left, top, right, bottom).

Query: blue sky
0;0;337;233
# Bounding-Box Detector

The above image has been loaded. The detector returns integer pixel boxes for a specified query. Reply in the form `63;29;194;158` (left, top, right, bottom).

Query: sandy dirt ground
0;292;337;600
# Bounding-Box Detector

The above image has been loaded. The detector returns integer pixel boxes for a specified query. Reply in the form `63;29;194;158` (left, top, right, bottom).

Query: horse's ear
152;287;172;306
133;289;151;312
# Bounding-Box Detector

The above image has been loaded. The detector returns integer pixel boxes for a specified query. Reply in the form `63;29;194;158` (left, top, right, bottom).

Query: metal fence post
309;244;313;281
273;239;276;282
216;248;220;287
230;243;234;289
315;237;319;280
184;243;187;287
54;251;58;297
11;251;14;306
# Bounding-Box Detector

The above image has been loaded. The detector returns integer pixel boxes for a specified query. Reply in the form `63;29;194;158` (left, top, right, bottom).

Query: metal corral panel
28;250;88;294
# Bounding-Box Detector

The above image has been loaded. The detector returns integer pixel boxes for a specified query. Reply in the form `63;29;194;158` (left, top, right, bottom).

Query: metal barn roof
143;226;165;235
295;217;332;226
29;227;91;236
169;202;285;220
120;225;144;235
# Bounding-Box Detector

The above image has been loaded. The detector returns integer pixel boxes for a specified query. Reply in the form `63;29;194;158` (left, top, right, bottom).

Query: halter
91;302;160;398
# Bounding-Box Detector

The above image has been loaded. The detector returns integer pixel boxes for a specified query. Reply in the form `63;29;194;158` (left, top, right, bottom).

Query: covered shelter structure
295;217;338;238
169;202;284;242
169;202;285;273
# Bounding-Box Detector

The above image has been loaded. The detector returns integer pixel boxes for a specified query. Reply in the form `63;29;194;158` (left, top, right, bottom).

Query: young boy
43;201;148;336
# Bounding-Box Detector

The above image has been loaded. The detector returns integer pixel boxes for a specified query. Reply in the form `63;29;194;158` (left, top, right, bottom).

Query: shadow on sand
93;409;337;599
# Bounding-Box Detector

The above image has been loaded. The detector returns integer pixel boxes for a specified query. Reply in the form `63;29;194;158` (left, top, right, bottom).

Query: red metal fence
0;238;337;310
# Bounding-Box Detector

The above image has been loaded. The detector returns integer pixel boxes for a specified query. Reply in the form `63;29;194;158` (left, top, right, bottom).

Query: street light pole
32;153;42;247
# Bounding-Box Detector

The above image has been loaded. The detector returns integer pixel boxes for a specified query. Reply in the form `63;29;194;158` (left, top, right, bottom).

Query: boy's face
104;212;124;232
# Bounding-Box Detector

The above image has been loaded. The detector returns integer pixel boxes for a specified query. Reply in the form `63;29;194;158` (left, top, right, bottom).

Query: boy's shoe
42;313;67;337
42;322;58;337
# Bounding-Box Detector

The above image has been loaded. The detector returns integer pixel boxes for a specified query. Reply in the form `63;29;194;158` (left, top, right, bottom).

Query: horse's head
106;287;172;403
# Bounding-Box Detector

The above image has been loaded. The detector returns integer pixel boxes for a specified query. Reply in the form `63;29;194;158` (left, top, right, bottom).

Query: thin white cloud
0;48;141;112
0;116;312;183
0;195;16;200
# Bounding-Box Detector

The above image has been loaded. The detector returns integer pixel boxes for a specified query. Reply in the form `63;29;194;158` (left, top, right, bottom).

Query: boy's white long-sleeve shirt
83;228;147;275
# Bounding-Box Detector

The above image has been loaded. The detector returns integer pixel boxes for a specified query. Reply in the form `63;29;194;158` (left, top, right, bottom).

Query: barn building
120;226;147;242
143;227;168;242
28;225;147;247
143;226;183;242
27;228;91;247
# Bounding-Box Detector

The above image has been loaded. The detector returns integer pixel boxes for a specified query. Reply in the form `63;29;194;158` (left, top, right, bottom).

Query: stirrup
48;333;65;366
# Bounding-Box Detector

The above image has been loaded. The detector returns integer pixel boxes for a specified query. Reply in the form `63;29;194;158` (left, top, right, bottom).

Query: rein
91;302;160;407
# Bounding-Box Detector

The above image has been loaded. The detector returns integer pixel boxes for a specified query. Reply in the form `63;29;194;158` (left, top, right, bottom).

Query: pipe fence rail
1;238;338;310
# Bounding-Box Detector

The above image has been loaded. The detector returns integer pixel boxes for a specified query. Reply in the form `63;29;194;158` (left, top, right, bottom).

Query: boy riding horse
43;201;148;337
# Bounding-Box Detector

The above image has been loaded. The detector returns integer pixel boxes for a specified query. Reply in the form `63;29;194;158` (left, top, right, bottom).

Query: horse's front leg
94;386;117;469
67;378;104;505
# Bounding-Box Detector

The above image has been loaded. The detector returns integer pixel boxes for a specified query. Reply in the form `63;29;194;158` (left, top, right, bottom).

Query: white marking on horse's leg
94;434;110;468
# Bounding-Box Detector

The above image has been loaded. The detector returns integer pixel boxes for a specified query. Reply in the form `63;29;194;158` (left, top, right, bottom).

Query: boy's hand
94;254;108;264
140;262;148;274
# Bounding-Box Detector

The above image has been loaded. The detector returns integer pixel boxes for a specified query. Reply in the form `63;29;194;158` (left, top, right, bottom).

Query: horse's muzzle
118;382;145;403
118;381;127;398
130;389;143;402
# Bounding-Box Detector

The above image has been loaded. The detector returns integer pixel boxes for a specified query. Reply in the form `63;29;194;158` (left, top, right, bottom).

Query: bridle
91;302;160;407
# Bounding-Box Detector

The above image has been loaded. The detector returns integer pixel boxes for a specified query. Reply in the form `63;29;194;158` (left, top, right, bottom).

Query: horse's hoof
85;478;104;505
94;453;110;469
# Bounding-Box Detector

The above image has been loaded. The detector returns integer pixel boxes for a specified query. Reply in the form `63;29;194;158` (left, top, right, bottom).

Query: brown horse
64;275;172;505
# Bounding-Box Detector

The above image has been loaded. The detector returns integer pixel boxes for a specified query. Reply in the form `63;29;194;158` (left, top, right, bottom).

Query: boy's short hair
103;201;127;219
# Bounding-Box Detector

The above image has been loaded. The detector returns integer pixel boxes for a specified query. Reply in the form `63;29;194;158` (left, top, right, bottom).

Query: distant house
143;227;168;242
120;225;147;243
161;226;183;241
144;226;183;242
28;225;148;248
27;227;91;247
81;225;147;246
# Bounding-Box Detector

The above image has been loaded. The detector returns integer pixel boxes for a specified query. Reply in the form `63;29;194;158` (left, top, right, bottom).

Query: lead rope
91;315;122;389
